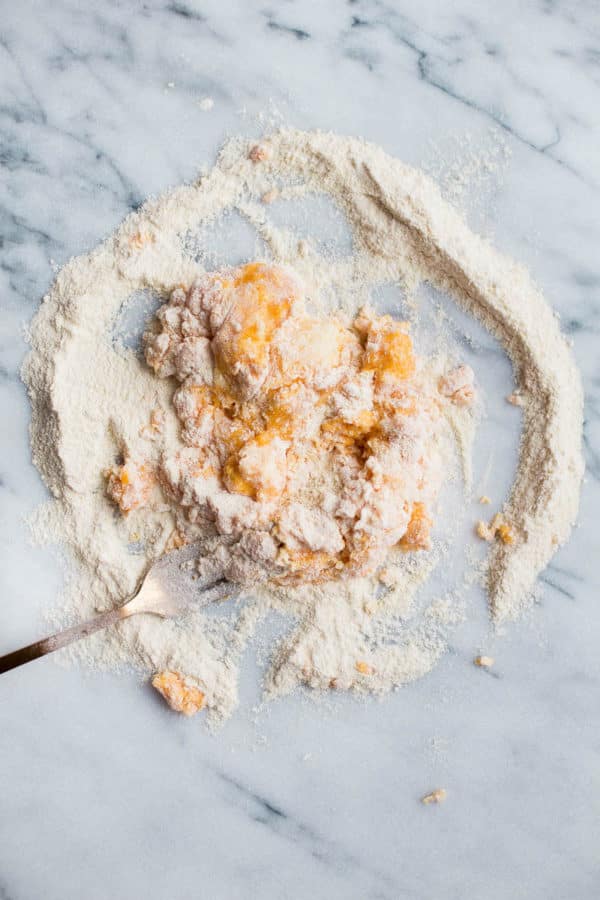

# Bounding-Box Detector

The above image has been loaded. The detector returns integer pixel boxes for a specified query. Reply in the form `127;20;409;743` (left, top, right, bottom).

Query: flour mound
23;128;583;725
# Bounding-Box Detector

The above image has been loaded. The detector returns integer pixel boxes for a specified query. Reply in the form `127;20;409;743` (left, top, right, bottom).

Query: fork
0;544;234;675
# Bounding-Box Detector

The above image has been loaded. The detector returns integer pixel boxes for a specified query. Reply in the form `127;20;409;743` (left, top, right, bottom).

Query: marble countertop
1;2;599;898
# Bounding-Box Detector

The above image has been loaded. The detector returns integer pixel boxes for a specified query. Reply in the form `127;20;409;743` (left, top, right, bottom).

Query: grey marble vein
214;770;404;900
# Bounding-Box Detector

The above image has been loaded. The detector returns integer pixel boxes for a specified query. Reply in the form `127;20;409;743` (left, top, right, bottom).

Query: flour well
23;129;584;725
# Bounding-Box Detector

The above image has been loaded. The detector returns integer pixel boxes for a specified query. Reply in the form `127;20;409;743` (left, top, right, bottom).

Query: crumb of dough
399;503;433;551
150;408;165;431
139;407;165;439
479;495;491;505
249;143;271;162
476;513;514;545
128;231;156;250
476;520;495;542
506;392;524;406
474;655;494;668
496;523;514;544
377;566;402;587
421;788;447;805
355;660;374;675
438;365;475;406
261;188;279;204
152;670;205;716
105;460;152;513
165;529;186;551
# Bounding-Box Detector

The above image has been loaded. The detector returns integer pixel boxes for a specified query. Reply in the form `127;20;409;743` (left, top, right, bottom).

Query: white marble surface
1;2;599;898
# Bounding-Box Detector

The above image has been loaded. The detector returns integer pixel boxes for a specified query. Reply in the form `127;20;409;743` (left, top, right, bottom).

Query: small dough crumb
140;407;165;440
128;230;156;250
249;143;271;163
474;655;494;668
152;670;205;716
438;365;475;406
506;392;524;406
378;566;402;588
261;188;279;204
165;528;186;551
421;788;447;805
105;460;152;513
476;513;515;545
476;520;495;542
479;495;491;505
496;523;514;545
355;660;374;675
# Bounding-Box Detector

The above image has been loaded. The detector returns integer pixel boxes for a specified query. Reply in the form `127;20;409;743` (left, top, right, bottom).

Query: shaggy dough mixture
107;261;472;588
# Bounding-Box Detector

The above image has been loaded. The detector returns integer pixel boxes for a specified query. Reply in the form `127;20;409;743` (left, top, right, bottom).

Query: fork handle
0;605;134;675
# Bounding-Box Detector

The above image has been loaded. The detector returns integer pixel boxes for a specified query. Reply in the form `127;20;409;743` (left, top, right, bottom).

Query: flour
23;129;584;725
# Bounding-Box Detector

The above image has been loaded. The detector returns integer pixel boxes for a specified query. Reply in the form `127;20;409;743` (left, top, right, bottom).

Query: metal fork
0;545;233;675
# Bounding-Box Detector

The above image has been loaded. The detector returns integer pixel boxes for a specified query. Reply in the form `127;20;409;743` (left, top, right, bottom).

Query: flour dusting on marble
23;129;583;725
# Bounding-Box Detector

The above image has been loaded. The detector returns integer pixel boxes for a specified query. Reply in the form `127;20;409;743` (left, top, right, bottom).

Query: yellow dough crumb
151;671;205;716
496;523;514;544
421;788;447;805
399;503;432;551
476;513;515;545
362;316;416;382
105;460;152;513
248;143;271;162
128;230;156;250
474;655;494;668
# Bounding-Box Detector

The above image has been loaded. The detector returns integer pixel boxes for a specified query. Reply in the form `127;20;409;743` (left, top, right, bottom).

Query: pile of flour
23;129;584;725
